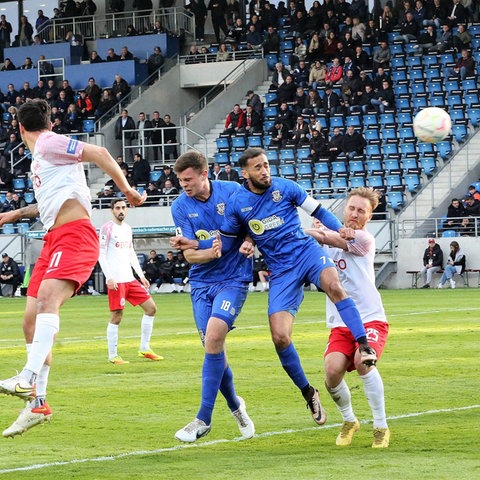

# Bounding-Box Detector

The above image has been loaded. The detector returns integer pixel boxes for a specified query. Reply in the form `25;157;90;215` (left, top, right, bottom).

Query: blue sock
197;352;225;425
276;342;309;390
219;365;240;412
335;297;366;340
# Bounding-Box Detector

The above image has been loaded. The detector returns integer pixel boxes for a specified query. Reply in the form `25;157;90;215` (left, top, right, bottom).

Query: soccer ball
413;107;452;143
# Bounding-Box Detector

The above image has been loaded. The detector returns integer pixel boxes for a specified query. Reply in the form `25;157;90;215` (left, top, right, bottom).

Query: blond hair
347;187;379;211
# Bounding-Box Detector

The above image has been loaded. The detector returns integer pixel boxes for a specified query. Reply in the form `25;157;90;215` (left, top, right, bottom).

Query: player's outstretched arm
0;204;39;226
305;228;348;250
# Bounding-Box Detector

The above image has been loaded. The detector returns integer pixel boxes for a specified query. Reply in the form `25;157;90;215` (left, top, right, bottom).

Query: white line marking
1;405;479;474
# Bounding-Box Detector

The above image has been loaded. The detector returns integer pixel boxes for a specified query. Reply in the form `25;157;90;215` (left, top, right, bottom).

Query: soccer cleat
231;396;255;439
359;345;377;367
138;350;164;361
0;374;36;400
372;427;390;448
175;418;211;442
109;356;130;365
336;419;360;446
306;388;327;425
3;402;52;438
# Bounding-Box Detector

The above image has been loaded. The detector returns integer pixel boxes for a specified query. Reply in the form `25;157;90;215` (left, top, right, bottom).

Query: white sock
326;379;356;422
23;314;59;376
36;364;50;398
262;282;267;290
360;368;388;428
140;315;154;351
107;323;119;360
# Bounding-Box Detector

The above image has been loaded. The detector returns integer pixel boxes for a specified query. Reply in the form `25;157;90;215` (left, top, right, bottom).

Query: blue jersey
222;177;324;274
171;180;253;287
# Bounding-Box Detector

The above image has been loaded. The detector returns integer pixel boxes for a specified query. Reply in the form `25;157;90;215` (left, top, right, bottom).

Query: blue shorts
268;245;335;316
190;282;248;345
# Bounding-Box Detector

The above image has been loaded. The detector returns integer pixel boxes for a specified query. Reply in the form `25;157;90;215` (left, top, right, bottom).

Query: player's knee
325;280;347;304
271;331;290;350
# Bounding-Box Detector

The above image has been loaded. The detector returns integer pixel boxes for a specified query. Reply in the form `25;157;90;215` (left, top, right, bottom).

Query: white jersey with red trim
98;220;139;283
326;228;387;328
31;131;90;231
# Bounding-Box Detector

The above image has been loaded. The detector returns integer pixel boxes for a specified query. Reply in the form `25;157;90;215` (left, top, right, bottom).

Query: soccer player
98;199;163;365
305;187;390;448
170;150;255;442
174;148;377;426
0;99;146;438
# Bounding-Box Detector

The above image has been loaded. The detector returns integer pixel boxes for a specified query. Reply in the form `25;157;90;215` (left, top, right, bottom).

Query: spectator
51;116;69;134
429;23;453;53
290;115;309;146
263;25;280;53
306;32;322;63
95;89;115;118
148;46;165;74
341;125;366;158
269;119;290;149
0;253;22;297
463;195;480;234
65;30;83;46
125;24;139;36
85;77;102;110
150;110;166;161
308;128;327;161
76;90;94;119
0;166;12;189
145;181;162;205
1;191;14;212
143;250;162;285
328;126;344;160
32;79;47;99
308;60;327;90
216;42;230;62
18;15;33;46
419;238;443;288
325;57;343;85
172;252;190;291
243;104;262;134
246;24;263;51
413;24;437;52
106;48;121;62
218;162;240;182
0;15;12;62
371;80;394;114
467;185;480;201
223;104;245;135
246;90;262;116
208;0;229;43
412;0;427;28
136;111;152;159
445;48;475;80
159;179;179;205
18;57;35;70
120;46;134;61
35;10;50;42
423;0;447;29
1;58;15;71
225;17;246;45
395;11;419;42
63;103;82;132
156;251;176;288
445;197;466;231
372;40;391;71
438;241;465;289
89;50;103;63
270;62;290;90
111;74;131;103
158;164;179;189
131;153;151;186
151;20;167;35
114;109;136;160
447;0;467;26
277;74;297;104
453;23;471;49
96;186;116;209
61;80;75;104
163;114;178;160
185;0;208;42
292;60;310;88
292;86;309;115
2;84;19;111
292;36;307;66
211;163;222;180
1;134;20;167
321;85;341;117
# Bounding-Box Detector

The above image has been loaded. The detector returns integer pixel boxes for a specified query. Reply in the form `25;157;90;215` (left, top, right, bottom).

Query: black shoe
421;284;430;288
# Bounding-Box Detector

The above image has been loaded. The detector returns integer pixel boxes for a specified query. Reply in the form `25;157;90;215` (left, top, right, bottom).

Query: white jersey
31;132;91;231
326;228;387;328
98;220;144;283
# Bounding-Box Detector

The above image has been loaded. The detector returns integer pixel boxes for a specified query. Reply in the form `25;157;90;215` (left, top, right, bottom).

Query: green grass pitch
0;289;479;479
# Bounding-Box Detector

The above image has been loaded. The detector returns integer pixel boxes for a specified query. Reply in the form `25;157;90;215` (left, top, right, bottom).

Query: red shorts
324;320;389;372
27;219;99;298
108;279;151;311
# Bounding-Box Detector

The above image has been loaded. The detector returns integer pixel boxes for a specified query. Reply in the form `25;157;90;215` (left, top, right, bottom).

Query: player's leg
354;321;390;448
135;288;163;360
320;267;377;367
106;282;128;364
268;274;326;425
324;329;359;446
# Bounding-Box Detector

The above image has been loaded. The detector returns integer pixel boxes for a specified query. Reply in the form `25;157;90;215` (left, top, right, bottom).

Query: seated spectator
462;195;480;234
185;45;202;65
106;48;121;62
156;251;176;288
46;79;59;100
270;62;290;90
131;153;151;186
445;197;466;231
172;252;190;291
61;79;75;104
0;253;22;297
320;85;341;116
0;167;13;189
306;32;321;63
2;84;19;111
262;25;280;54
413;25;437;52
291;115;310;146
453;23;471;50
303;88;322;116
292;60;310;87
76;90;94;119
293;86;309;115
275;101;295;129
467;185;480;201
38;55;54;76
18;57;35;70
18;82;34;102
323;33;340;62
371;80;394;114
211;163;222;180
277;74;297;104
308;60;327;90
223;104;245;135
146;181;161;205
445;48;475;80
96;186;116;209
52;116;69;134
89;50;103;63
291;36;307;67
10;192;26;210
85;77;102;110
372;40;391;71
246;24;263;51
325;57;343;85
225;18;247;45
1;191;14;212
327;126;344;160
111;74;131;103
159;179;179;205
125;24;138;36
341;125;366;158
447;0;467;26
422;0;447;30
419;237;443;288
246;90;263;116
158;164;179;189
215;43;230;62
395;11;419;42
269;119;291;149
243;104;262;134
438;241;465;289
32;79;46;99
428;23;453;52
413;0;427;28
354;45;371;71
143;250;162;286
1;134;20;167
308;128;327;162
218;163;240;182
63;103;82;132
151;20;167;35
95;89;116;118
349;84;375;115
1;58;16;71
120;46;134;61
65;30;83;46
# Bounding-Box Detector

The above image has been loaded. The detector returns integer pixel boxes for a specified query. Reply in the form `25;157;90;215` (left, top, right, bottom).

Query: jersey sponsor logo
195;229;218;240
241;206;252;212
248;215;285;235
334;258;347;270
115;241;132;248
216;202;225;215
66;138;78;154
271;190;282;202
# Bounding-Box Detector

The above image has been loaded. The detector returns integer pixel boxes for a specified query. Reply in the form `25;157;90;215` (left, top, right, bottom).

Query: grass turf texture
0;289;478;479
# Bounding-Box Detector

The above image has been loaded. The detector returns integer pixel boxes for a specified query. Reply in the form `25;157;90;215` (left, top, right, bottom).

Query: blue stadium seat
396;97;412;111
364;129;380;142
314;162;330;176
265;53;278;70
447;94;463;109
266;150;279;163
417;142;436;156
382;144;399;158
420;156;438;176
279;164;296;178
407;56;422;68
23;191;35;204
247;135;263;148
296;163;313;178
296;148;310;161
330;115;344;129
427;81;444;95
365;145;381;158
383;158;400;172
400;143;417;156
349;176;366;188
215;136;230;152
449;108;466;123
442;229;457;237
269;164;279;176
348;160;365;174
150;170;162;182
345;115;362;128
332;177;348;192
409;68;424;81
412;97;428;111
402;157;419;172
366;159;382;174
379;113;396;127
265;92;278;104
362;114;378;128
82;119;95;133
436;141;453;159
422;54;438;67
387;191;405;210
385;174;403;190
467;108;480;127
280;148;295;163
462;79;477;92
411;82;426;96
331;161;347;176
231;135;247;151
368;175;384;189
430;96;446;108
464;93;480;109
12;178;26;190
452;124;469;142
230;151;242;164
397;112;413;126
314;178;331;190
404;173;422;193
1;223;16;234
382;128;398;142
264;106;278;119
297;179;313;190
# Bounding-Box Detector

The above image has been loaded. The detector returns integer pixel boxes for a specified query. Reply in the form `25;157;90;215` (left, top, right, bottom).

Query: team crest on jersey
216;202;225;215
272;190;282;202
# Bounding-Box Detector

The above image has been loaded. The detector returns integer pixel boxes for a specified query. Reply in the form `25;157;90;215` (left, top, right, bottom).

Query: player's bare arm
305;228;349;250
0;204;39;226
182;234;221;264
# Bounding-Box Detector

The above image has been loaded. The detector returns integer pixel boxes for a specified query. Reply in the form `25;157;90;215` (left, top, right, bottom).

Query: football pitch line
1;404;479;475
